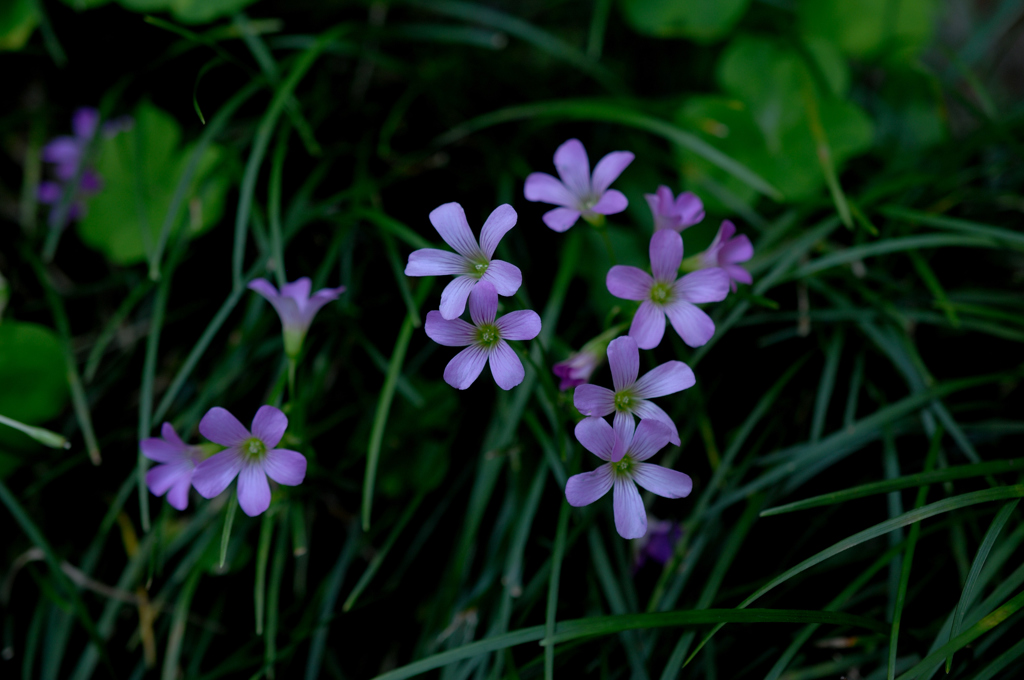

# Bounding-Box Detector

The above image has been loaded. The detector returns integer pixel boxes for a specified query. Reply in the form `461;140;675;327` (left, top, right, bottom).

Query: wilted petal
488;341;525;390
565;465;613;507
469;280;498;326
606;266;652;301
140;437;182;464
405;249;468;276
192;449;244;499
675;269;730;304
438;275;476;320
574;385;615;416
665;301;716;347
590;189;628;215
480;260;522;296
607;336;639;392
443;345;489;390
524;172;576;208
629;301;666;350
542;207;581;232
574;416;616;461
146;461;193;496
479;204;517;258
199;407;251;447
627;419;673;461
263;449;307;486
237;464;271;517
553;138;591;199
591;151;634;194
632;463;692;498
496;310;541;341
633;361;696;399
650;229;683;283
429;203;483;259
251;405;287;449
631;400;680;446
613;478;647;539
425;311;476;347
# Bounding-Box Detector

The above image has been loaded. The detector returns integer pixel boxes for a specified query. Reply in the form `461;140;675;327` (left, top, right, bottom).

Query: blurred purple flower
405;203;522;320
573;335;694;446
553;350;600;392
424;280;541;390
633;518;683;571
607;230;730;349
645;186;704;232
141;422;204;511
524;138;634;232
698;220;754;292
248;277;345;357
566;417;692;540
192;406;307;517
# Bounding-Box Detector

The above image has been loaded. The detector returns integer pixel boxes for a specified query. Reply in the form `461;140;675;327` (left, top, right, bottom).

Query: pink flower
405;203;522;320
192;406;307;517
524;138;634;232
424;281;541;390
248;277;345;357
553;350;601;391
141;423;204;511
607;229;730;349
566;417;692;539
698;220;753;292
645;186;704;232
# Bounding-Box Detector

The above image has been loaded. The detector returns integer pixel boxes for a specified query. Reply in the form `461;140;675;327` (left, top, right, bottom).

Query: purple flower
573;335;694;446
566;417;692;540
42;107;100;181
424;280;541;390
633;518;683;570
698;220;753;292
607;229;730;349
554;350;600;391
248;277;345;357
524;138;634;232
141;422;204;511
192;406;307;517
645;186;704;232
405;203;523;320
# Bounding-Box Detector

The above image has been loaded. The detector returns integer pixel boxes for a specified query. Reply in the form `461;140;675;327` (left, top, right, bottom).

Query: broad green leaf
77;101;228;265
0;321;68;428
620;0;752;43
797;0;938;61
0;0;36;51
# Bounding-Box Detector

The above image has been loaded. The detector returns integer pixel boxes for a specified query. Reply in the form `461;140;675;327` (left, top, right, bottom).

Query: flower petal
42;137;80;167
674;269;730;303
607;335;639;392
612;410;636;459
429;202;482;259
524;172;576;208
650;229;683;283
251;405;287;449
632;463;693;498
480;260;522;296
161;422;186;450
250;280;303;330
676;191;705;228
606;266;653;301
724;264;752;286
165;476;192;511
438;275;476;320
565;465;614;507
302;286;346;320
613;478;647;539
199;407;251;447
488;340;525;390
627;419;673;461
591;151;634;194
280;278;312;305
72;107;100;139
405;249;468;277
574;385;615;417
496;310;541;341
633;360;696;399
146;461;193;496
469;280;498;326
263;449;307;486
590;189;628;215
631;400;680;446
425;311;476;346
141;437;183;464
629;301;666;350
574;416;616;461
479;204;517;258
443;345;489;390
237;463;271;517
191;449;244;499
542;207;581;232
665;301;716;347
553;138;591;199
721;234;754;265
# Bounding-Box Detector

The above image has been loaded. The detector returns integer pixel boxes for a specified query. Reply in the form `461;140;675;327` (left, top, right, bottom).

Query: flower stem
287;357;297;402
595;224;615;264
219;492;239;569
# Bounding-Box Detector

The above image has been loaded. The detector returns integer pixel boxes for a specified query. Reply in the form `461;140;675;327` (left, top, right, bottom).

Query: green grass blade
161;569;201;680
792;234;997;279
344;492;425;611
970;636;1024;680
265;509;289;678
544;501;570;680
305;525;360;680
880;205;1024;251
83;279;155;382
219;492;239;568
800;74;852;228
811;331;844;442
0;413;68;449
254;509;275;635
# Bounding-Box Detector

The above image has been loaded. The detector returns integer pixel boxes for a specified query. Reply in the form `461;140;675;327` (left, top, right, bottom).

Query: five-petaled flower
524;138;633;232
141;422;204;511
573;335;694;446
405;203;523;320
248;277;345;357
566;417;692;539
645;186;704;232
425;280;541;390
607;229;730;349
697;220;754;292
191;406;307;517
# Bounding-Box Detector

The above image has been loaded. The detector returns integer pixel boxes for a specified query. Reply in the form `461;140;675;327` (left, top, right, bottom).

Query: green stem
219;493;239;569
